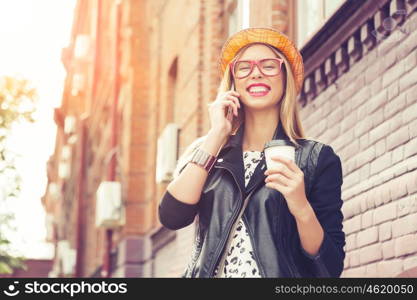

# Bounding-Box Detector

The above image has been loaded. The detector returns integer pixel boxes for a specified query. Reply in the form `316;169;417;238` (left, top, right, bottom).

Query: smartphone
227;82;235;120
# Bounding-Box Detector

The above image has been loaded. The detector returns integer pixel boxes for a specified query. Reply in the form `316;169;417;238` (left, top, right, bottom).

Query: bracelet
189;147;217;173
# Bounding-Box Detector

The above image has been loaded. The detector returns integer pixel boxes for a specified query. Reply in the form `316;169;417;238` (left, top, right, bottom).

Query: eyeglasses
230;58;284;79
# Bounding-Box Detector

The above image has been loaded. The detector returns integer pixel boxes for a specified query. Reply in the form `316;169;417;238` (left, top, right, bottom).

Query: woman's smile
246;83;271;97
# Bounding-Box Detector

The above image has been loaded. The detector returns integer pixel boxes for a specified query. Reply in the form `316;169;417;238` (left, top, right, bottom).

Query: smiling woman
159;27;346;278
0;0;76;261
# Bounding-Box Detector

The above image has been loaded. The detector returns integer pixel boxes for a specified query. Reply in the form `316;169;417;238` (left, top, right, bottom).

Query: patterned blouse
213;150;264;278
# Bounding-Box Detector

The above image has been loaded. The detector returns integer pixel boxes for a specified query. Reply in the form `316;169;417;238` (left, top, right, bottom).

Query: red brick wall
299;8;417;277
148;0;204;277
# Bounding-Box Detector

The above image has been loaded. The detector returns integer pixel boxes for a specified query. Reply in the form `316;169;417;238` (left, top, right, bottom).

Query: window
228;0;250;35
296;0;346;48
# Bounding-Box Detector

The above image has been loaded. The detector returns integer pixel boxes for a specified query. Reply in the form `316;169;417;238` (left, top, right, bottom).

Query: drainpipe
75;117;87;277
102;0;122;278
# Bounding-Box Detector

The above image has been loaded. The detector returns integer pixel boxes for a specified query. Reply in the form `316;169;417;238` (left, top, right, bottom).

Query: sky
0;0;76;259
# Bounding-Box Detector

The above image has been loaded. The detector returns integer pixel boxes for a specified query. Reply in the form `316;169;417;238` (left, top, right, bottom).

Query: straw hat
219;27;304;94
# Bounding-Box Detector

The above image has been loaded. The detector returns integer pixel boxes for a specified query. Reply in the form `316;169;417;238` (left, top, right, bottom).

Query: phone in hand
227;82;235;120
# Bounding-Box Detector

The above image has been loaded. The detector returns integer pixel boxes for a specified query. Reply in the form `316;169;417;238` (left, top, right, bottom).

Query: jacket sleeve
158;137;207;230
297;144;346;277
158;189;199;230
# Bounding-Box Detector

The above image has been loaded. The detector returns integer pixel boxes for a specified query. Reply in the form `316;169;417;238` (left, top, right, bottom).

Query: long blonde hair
173;43;307;179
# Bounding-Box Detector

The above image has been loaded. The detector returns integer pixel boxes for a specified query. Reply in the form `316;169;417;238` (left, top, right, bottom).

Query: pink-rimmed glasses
230;58;284;79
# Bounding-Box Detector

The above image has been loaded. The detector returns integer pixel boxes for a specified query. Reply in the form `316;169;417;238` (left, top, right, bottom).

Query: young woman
159;27;346;278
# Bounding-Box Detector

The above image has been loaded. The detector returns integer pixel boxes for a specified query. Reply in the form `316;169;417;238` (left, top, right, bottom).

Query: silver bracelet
189;147;217;172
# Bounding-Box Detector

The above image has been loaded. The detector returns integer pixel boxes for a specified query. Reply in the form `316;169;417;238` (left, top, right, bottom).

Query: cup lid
264;139;294;149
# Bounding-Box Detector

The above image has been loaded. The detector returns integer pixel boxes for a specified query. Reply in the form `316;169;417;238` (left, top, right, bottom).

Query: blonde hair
173;43;307;179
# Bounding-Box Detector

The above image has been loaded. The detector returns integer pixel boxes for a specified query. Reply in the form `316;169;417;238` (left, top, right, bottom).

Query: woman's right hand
207;90;241;137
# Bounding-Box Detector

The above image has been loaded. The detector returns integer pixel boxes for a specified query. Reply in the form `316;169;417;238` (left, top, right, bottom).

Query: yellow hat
219;27;304;94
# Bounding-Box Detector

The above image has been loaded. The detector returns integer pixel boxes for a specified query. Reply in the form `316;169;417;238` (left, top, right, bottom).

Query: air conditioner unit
58;161;70;179
74;34;90;59
64;116;76;134
61;145;72;160
62;248;76;276
57;240;76;276
48;182;60;202
57;240;69;255
156;123;179;183
45;213;55;242
68;135;77;145
95;181;125;228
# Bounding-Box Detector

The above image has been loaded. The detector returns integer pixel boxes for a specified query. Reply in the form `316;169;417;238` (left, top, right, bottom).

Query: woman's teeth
249;87;269;92
248;88;270;96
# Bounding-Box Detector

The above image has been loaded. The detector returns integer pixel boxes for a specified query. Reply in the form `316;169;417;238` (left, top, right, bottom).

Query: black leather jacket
159;122;346;277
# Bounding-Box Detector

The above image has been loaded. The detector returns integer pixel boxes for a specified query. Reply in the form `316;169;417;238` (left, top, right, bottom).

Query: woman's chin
243;95;282;108
243;102;274;111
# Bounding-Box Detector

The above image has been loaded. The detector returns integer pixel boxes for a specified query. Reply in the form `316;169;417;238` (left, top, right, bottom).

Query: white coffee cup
264;140;295;170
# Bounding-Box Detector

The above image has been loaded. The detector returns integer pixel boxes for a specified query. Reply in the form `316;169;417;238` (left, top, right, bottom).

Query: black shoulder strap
307;142;324;196
295;140;324;198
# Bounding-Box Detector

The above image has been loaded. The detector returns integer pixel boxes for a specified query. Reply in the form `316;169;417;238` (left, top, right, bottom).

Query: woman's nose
251;64;263;78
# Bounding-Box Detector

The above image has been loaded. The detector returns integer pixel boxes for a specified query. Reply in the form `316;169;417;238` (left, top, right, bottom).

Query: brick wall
299;4;417;277
148;0;215;277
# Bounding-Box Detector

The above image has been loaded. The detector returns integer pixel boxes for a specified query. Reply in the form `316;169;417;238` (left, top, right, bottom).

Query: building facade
42;0;417;277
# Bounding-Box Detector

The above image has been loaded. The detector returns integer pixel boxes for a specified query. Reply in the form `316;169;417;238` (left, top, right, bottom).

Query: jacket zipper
208;164;244;277
214;188;256;277
241;215;266;277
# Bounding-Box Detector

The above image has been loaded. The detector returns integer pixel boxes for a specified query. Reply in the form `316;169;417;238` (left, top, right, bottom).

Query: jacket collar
216;121;294;197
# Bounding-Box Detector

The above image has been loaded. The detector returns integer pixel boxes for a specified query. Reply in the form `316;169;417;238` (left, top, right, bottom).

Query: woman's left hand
264;155;311;219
